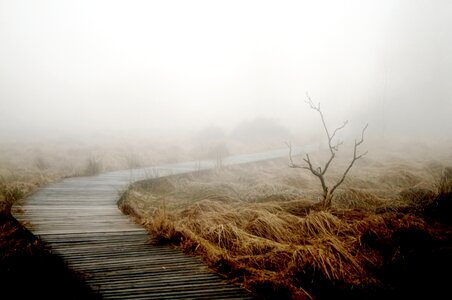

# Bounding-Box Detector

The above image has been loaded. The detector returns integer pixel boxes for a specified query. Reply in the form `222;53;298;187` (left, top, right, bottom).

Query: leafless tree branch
331;121;348;141
285;141;302;168
295;95;369;208
330;124;369;197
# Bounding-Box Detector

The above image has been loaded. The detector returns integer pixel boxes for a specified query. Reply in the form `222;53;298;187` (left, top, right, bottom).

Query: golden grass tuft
297;210;345;237
291;234;363;283
144;209;180;244
334;188;385;211
133;192;375;296
118;143;452;299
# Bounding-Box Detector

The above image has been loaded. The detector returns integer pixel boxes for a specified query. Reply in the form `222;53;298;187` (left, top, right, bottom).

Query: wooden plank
11;147;308;299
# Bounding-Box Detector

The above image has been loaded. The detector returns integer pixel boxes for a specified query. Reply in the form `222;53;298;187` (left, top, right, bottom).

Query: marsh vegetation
2;1;452;299
120;141;452;299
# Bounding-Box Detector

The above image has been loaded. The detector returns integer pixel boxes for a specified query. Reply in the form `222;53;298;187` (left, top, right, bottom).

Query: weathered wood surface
12;147;311;299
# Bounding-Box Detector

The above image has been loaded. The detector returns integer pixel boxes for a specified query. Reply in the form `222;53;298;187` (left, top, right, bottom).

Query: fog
1;0;451;143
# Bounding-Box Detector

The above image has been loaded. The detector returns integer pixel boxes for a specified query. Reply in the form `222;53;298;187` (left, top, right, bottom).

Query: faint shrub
84;157;102;176
34;156;50;171
125;154;142;169
191;125;230;161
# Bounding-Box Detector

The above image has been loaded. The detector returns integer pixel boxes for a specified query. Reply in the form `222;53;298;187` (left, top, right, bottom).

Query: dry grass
0;132;294;297
2;134;451;299
120;146;452;299
1;134;252;298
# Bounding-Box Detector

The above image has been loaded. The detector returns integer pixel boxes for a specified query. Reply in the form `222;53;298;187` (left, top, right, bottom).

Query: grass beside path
120;158;452;300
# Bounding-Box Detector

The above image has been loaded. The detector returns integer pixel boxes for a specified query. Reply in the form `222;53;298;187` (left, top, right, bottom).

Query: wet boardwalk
12;147;311;299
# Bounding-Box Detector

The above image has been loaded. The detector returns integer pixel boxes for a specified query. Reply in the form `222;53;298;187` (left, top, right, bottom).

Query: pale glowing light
0;0;451;138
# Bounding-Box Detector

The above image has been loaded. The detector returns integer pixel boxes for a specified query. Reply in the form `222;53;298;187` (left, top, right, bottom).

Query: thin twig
330;124;369;196
285;141;302;168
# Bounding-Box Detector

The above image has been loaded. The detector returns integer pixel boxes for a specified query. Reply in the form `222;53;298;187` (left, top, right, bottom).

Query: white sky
0;0;451;138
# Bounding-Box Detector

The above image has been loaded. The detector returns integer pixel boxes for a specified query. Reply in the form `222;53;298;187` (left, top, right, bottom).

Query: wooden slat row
12;147;310;299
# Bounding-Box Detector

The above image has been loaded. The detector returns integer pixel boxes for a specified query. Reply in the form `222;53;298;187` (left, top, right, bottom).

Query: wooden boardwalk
12;147;313;299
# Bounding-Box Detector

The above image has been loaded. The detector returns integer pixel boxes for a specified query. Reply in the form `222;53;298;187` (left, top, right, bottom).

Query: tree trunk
321;192;333;209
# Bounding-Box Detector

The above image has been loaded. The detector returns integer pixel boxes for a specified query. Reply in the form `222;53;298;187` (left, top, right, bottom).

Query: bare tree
288;94;368;208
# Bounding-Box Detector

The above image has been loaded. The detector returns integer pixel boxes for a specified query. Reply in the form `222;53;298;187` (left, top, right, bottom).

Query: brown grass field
119;141;452;299
0;133;279;298
0;135;204;299
2;135;452;299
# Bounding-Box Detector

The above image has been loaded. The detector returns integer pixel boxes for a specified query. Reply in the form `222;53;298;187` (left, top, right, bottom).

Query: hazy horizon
1;0;451;143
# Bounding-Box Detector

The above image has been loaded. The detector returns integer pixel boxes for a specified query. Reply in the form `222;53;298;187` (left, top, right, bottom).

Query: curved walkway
12;147;312;299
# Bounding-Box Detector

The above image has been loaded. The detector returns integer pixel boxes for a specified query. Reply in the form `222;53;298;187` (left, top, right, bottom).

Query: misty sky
1;0;451;139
